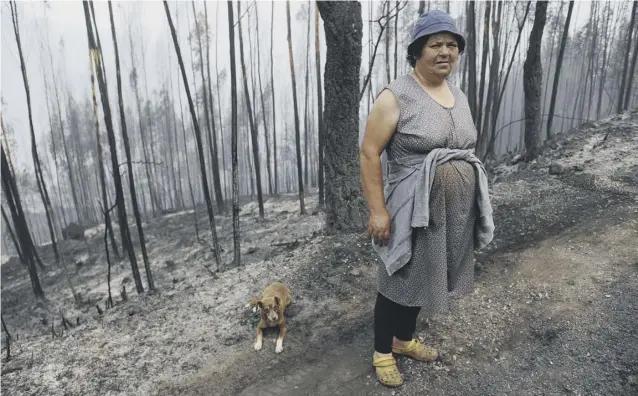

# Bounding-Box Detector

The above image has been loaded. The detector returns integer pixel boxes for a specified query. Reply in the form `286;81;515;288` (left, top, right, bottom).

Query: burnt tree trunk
89;28;120;261
165;0;221;268
523;1;548;161
304;1;312;188
287;0;306;215
108;1;154;290
237;1;265;219
83;1;144;294
621;1;638;111
1;147;44;298
317;1;367;232
476;1;491;133
271;1;278;196
315;3;325;207
228;0;240;266
466;1;478;120
215;1;229;202
547;0;574;137
255;7;273;197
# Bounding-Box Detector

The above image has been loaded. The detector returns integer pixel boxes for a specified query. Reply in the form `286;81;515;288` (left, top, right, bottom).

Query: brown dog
247;282;292;354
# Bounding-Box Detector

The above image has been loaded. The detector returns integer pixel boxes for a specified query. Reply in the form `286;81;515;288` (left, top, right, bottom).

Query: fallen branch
2;366;23;375
233;1;255;27
271;239;301;248
117;160;164;169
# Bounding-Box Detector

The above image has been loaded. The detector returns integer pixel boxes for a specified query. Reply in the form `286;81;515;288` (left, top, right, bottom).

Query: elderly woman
360;10;494;387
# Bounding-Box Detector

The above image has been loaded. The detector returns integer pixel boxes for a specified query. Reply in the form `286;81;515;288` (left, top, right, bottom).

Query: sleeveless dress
377;74;478;313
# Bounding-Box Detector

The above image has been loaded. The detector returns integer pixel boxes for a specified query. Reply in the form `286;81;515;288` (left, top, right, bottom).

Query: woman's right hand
368;210;391;246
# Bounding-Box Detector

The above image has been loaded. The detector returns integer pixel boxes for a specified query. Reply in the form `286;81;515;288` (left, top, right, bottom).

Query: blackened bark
317;1;367;232
523;1;548;161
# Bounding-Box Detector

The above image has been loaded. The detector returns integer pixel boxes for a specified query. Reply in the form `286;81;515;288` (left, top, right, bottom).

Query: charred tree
228;0;240;266
192;2;224;214
476;1;491;132
286;0;306;215
547;0;574;137
270;1;279;196
10;1;61;271
317;1;367;231
128;25;159;217
83;1;144;294
315;3;325;207
107;1;154;290
1;146;44;298
164;1;222;268
620;1;637;111
304;1;312;188
237;1;265;219
466;1;478;121
88;27;120;261
255;5;273;196
523;1;548;161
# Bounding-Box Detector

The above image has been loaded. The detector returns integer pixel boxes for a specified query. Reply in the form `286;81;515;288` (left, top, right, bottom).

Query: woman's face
416;33;459;78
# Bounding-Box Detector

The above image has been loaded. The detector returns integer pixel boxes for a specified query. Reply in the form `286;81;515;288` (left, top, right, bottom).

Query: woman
360;10;494;388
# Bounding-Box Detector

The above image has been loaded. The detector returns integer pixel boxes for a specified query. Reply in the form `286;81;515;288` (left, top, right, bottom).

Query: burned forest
1;1;637;395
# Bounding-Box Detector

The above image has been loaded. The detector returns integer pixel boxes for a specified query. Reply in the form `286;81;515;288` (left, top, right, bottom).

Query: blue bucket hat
409;10;466;53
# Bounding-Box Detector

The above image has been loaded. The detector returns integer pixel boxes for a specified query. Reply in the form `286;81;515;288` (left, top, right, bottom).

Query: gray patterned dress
377;74;478;313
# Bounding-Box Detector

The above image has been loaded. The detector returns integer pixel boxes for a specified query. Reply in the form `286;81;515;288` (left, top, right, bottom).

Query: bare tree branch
360;1;409;102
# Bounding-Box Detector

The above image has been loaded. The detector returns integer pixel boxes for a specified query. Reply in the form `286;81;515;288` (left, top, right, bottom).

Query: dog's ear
248;297;260;307
274;296;280;307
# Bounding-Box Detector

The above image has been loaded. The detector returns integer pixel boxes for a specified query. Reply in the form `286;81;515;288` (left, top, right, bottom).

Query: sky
1;0;593;171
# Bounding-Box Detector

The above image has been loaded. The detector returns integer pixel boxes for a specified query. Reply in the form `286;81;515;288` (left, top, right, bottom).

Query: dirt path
154;200;637;396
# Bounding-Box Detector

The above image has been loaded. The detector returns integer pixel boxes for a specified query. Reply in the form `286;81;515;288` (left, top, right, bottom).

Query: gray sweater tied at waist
373;148;495;276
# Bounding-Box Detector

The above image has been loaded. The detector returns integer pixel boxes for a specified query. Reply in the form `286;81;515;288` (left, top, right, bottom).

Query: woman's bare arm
360;89;399;245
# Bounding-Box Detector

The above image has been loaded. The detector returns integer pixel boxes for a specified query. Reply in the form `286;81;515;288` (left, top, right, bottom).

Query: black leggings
374;292;421;353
